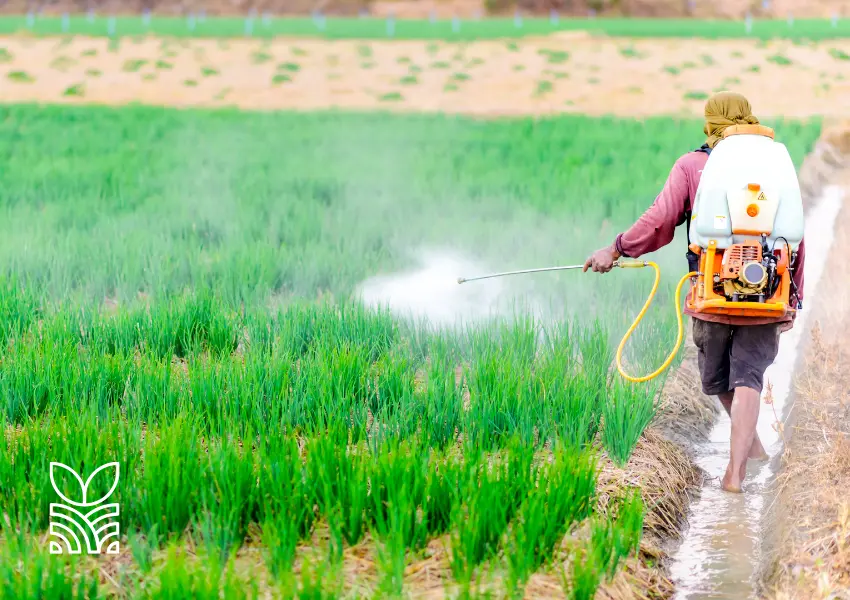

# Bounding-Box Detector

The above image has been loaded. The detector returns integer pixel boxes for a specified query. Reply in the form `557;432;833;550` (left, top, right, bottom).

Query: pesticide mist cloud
356;250;539;327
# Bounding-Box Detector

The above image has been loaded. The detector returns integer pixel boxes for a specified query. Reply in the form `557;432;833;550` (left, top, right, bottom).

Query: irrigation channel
669;185;845;599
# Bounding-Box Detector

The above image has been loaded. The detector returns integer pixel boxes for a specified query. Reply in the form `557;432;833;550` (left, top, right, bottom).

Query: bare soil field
1;32;848;117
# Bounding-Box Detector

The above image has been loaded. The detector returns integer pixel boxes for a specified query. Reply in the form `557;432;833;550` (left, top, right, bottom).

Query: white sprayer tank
689;134;804;251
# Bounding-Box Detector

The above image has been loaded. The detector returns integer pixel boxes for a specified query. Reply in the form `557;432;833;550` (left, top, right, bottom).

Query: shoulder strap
686;145;712;248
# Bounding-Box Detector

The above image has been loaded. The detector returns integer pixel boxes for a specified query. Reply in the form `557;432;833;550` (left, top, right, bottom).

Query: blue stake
142;8;150;27
550;8;558;25
262;11;271;27
514;9;522;28
832;12;839;28
745;12;753;34
87;8;94;22
429;9;436;23
245;16;253;36
387;14;395;37
187;12;195;31
107;15;116;37
452;15;460;33
26;12;34;28
62;12;69;32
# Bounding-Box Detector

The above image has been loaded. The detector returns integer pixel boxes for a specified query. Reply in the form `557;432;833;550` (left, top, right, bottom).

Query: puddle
669;185;845;599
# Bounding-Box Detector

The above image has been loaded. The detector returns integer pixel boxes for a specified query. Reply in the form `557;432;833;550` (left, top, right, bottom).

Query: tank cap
747;183;761;191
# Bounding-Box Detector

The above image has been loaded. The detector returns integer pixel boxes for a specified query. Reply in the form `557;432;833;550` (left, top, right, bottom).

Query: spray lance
457;260;697;383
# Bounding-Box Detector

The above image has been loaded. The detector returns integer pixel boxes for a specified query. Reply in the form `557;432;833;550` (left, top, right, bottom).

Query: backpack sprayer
457;124;804;384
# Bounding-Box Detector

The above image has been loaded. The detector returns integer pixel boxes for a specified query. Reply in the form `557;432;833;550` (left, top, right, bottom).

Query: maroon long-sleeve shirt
614;150;805;326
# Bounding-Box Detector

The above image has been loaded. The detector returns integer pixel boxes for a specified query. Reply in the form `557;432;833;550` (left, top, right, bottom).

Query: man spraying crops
583;91;806;494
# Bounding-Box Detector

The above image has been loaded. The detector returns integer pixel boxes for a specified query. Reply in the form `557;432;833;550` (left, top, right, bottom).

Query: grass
0;104;822;597
7;71;34;83
538;48;569;64
3;16;850;40
123;58;148;72
251;50;273;64
534;80;554;96
618;46;643;58
62;83;86;97
767;54;793;65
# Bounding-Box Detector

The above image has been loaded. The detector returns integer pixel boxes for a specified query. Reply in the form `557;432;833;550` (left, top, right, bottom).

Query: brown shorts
691;318;781;396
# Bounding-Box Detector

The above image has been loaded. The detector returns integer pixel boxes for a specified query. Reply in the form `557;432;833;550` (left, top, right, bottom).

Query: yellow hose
614;261;698;383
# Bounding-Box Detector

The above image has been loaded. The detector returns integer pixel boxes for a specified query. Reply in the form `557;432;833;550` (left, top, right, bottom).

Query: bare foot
748;440;769;461
721;465;743;493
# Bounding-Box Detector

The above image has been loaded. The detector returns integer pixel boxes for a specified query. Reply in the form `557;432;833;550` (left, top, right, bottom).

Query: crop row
2;408;643;598
0;284;658;463
2;15;849;41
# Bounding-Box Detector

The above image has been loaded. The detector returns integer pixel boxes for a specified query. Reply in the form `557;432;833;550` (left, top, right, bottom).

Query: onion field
0;105;821;598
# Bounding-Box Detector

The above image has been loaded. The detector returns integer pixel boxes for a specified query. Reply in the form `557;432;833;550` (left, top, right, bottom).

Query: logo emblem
49;462;120;555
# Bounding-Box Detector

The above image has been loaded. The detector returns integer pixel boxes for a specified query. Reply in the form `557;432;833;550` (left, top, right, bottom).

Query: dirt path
1;33;849;117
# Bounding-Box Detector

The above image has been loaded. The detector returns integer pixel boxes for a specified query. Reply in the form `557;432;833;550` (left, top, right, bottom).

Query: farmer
583;91;805;494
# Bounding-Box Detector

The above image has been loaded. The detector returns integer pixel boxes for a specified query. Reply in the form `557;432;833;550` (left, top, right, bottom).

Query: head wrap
703;91;760;149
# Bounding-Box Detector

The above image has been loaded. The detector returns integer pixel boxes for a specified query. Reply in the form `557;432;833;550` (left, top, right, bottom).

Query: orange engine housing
686;240;794;318
720;240;761;280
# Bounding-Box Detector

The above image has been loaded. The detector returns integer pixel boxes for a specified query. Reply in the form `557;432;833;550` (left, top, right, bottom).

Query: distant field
3;34;846;118
1;15;849;40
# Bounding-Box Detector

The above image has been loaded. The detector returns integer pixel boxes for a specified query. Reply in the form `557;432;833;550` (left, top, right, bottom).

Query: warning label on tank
714;215;727;229
757;191;766;201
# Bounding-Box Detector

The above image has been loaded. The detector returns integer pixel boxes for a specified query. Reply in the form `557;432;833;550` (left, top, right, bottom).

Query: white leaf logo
49;462;121;555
